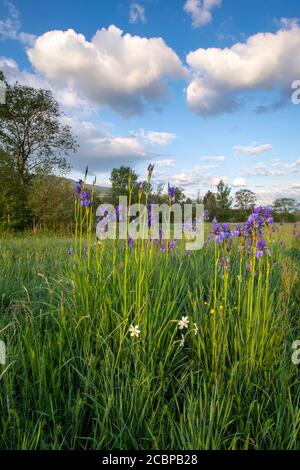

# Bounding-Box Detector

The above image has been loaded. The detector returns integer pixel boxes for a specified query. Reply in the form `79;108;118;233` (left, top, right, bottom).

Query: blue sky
1;0;300;203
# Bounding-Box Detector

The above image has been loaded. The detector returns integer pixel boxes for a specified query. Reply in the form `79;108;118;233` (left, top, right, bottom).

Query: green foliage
203;190;217;219
108;166;186;206
216;180;233;221
0;226;299;449
27;175;74;231
0;150;31;230
0;73;78;231
273;198;299;222
235;189;256;213
152;183;185;205
0;78;78;185
110;166;138;204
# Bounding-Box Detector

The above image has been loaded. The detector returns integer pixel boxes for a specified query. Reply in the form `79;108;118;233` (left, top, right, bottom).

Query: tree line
108;168;300;223
0;73;299;231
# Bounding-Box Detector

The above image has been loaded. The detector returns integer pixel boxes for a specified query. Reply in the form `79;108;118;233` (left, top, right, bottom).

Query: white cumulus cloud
209;176;229;186
137;129;177;145
63;117;153;173
234;143;272;156
0;1;36;45
27;25;186;117
129;3;146;24
200;155;225;161
240;162;286;178
186;22;300;115
184;0;221;28
232;177;246;187
154;159;176;167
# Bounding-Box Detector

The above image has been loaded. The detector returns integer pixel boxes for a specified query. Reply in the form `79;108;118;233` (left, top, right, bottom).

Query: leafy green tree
110;166;138;204
0;150;30;230
27;175;74;231
203;190;217;219
235;189;256;214
0;73;78;230
272;198;299;222
273;198;299;213
216;180;233;210
173;186;186;204
216;180;233;221
0;75;78;186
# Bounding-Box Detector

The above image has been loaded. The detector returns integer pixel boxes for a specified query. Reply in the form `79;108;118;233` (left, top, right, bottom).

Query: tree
0;149;31;230
216;180;233;221
110;166;138;204
203;190;217;219
173;186;185;204
27;175;74;231
216;180;233;210
235;189;256;213
273;198;299;213
0;75;78;186
273;198;299;222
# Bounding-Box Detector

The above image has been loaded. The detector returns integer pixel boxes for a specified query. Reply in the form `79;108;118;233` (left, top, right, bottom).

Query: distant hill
66;177;111;197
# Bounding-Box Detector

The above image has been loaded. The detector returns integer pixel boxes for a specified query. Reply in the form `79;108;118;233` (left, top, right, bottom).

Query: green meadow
0;220;300;450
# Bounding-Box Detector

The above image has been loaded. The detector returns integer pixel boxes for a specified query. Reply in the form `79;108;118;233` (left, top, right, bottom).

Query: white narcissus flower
178;316;189;330
129;325;141;338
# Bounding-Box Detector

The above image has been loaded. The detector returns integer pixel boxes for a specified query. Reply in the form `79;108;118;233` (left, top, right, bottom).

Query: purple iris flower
221;223;231;240
167;183;176;202
246;207;272;234
254;207;263;214
147;201;155;228
256;239;271;259
128;237;135;248
147;164;154;176
137;181;143;192
116;205;125;222
264;207;272;218
68;247;74;256
218;257;230;272
80;191;91;207
247;263;257;277
212;223;224;244
168;239;178;251
232;223;242;238
248;213;258;225
74;179;83;199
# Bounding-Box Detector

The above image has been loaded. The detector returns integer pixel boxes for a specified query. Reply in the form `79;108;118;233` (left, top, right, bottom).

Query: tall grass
0;204;300;449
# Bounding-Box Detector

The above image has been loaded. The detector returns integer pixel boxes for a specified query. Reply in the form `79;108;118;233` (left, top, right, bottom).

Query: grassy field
0;221;300;450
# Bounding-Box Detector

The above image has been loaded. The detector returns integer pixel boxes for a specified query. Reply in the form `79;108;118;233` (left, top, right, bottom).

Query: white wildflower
178;316;189;330
129;325;141;338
